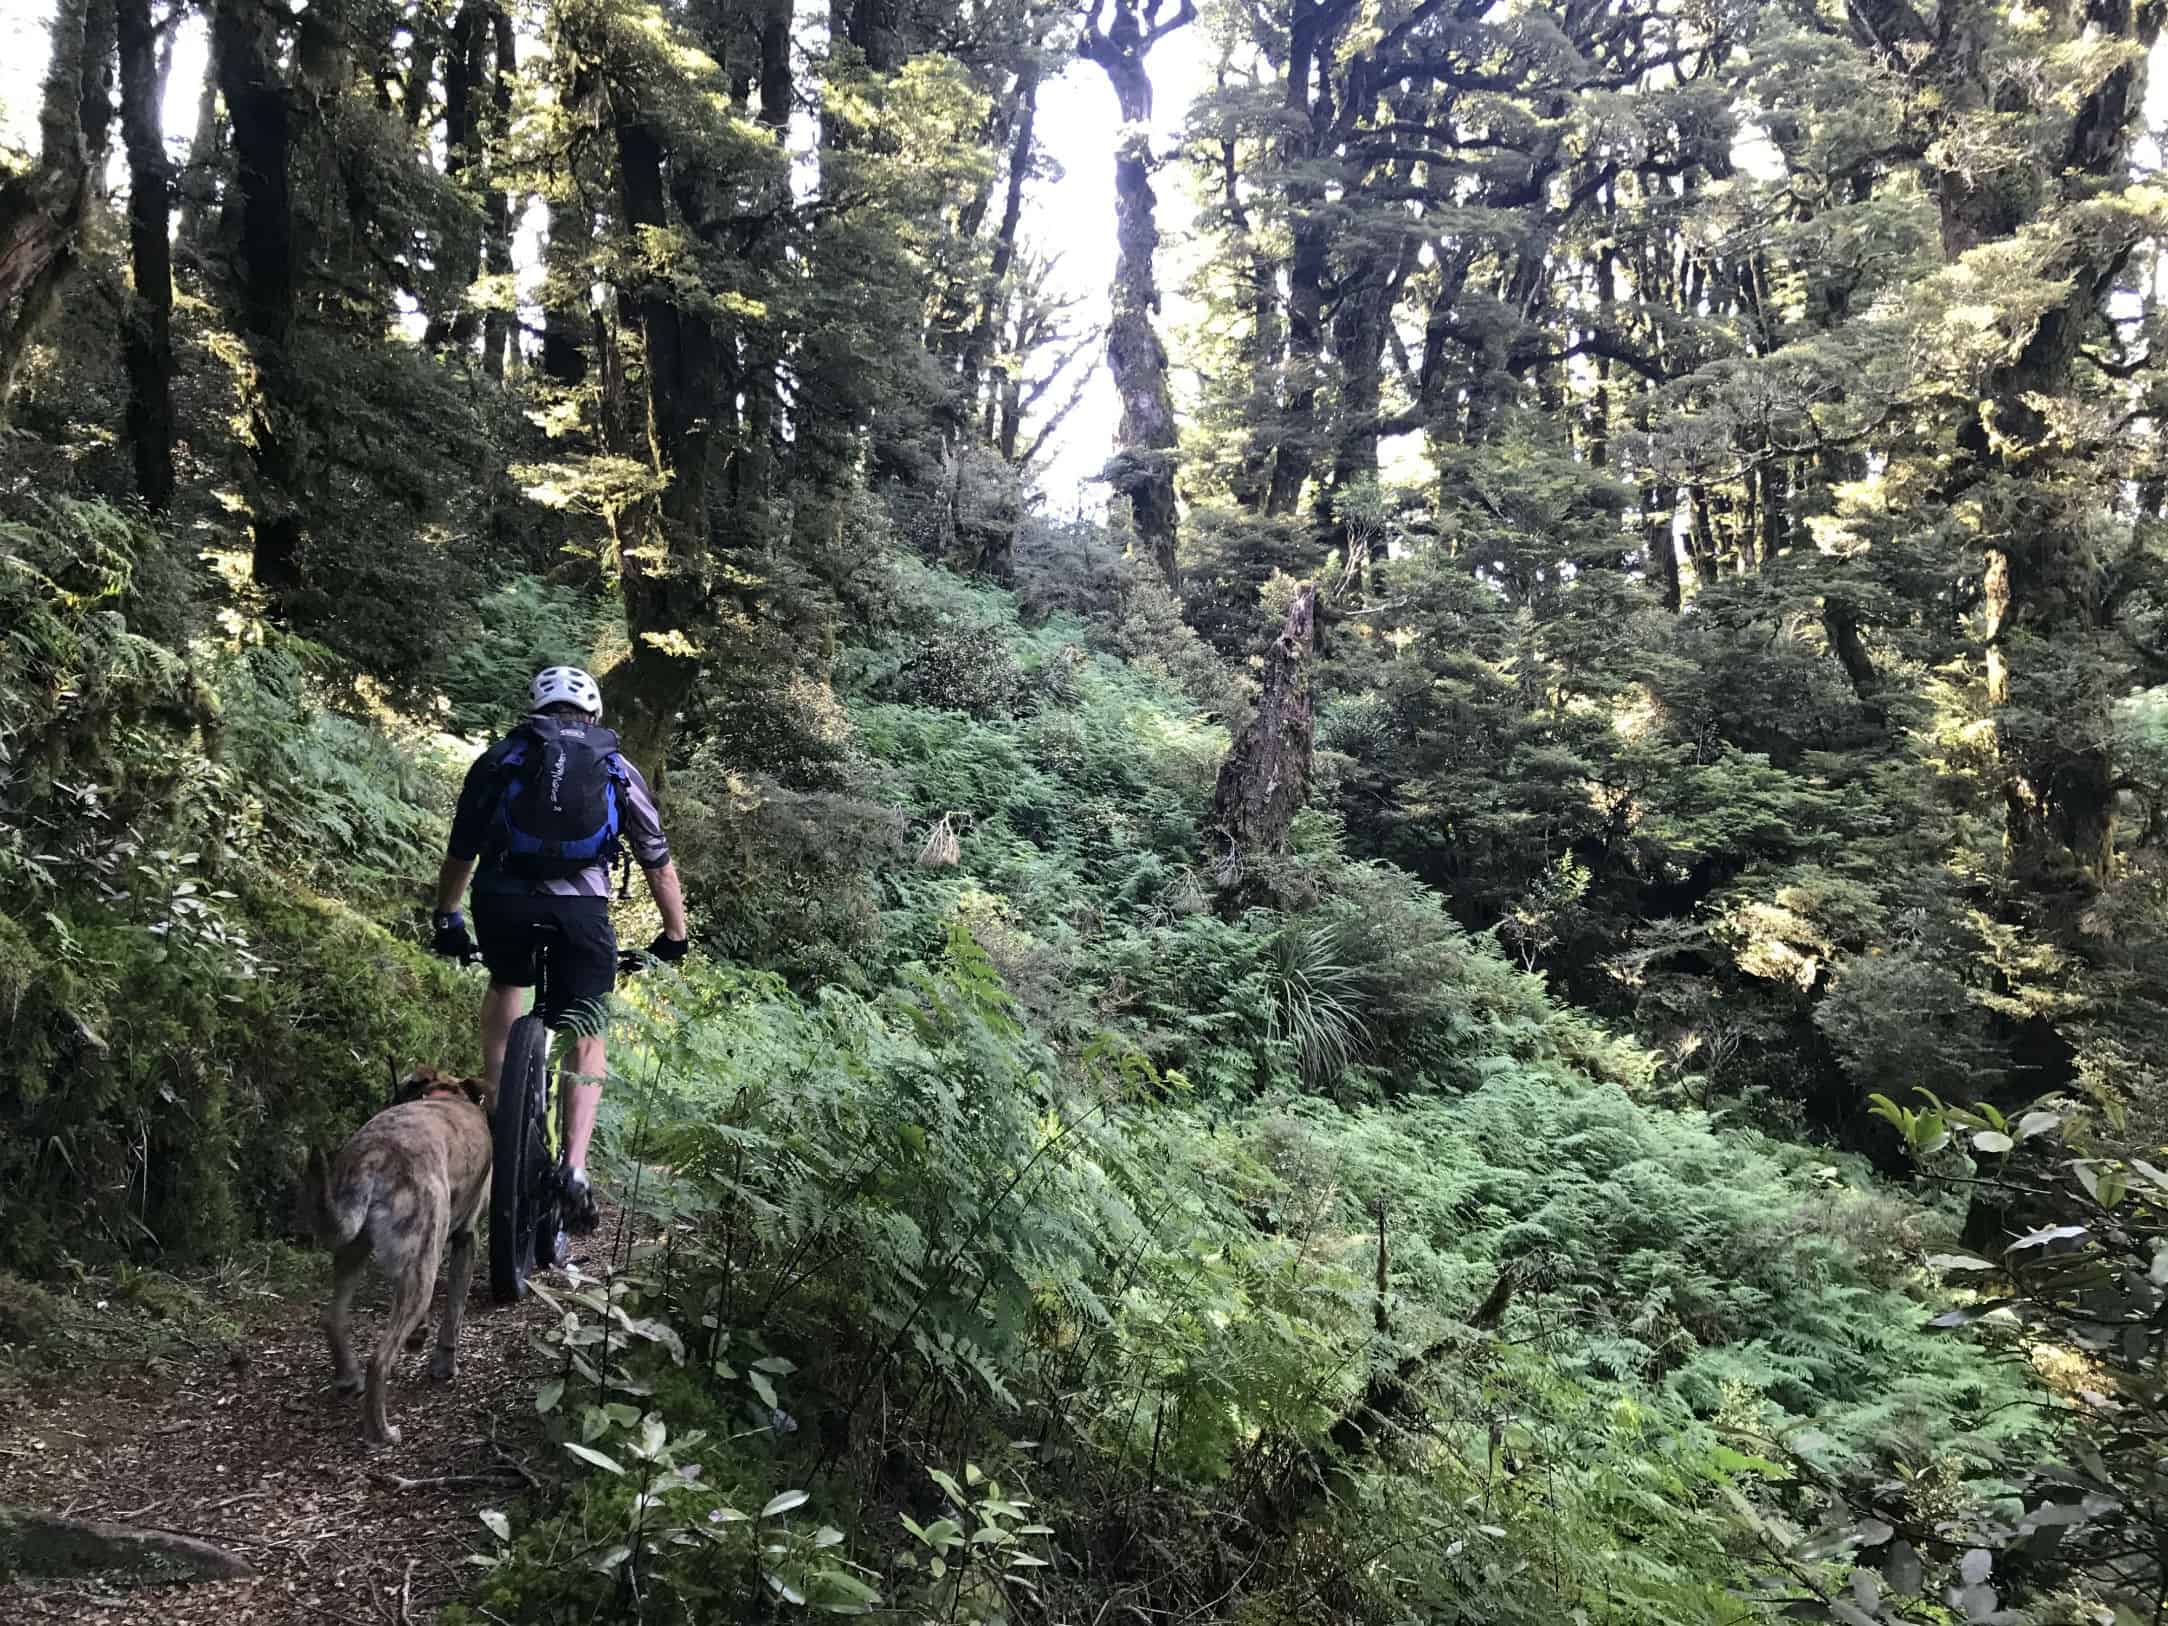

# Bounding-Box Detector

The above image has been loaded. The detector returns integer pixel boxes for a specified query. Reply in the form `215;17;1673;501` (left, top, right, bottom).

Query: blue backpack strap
480;731;528;858
605;751;631;896
488;720;563;854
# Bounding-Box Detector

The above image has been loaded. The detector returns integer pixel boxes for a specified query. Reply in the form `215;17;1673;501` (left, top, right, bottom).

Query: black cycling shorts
473;893;615;1033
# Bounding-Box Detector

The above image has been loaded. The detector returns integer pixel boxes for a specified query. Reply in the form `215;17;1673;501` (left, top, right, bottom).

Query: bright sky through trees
0;1;1194;510
2;5;2161;514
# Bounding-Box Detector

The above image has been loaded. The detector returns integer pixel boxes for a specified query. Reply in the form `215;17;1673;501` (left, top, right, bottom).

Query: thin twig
489;1438;545;1491
290;1599;374;1626
14;1591;129;1614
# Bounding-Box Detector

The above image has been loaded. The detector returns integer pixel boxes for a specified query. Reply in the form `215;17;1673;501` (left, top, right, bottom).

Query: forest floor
0;1209;631;1624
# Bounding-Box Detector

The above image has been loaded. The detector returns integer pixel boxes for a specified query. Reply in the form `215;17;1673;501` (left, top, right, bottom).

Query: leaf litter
0;1211;630;1623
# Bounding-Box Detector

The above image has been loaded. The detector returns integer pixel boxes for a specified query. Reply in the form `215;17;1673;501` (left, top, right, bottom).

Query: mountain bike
488;924;645;1304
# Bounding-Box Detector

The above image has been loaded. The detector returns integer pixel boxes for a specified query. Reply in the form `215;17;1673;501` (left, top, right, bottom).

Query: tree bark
1855;0;2161;888
731;0;792;519
481;7;516;378
1219;127;1281;512
403;3;439;127
1262;2;1355;518
539;42;597;387
1079;0;1193;589
1211;582;1318;899
427;2;488;349
0;1507;254;1584
540;194;590;386
0;0;98;404
960;63;1038;422
607;110;718;767
117;0;174;510
1823;598;1885;725
211;0;306;588
1323;225;1418;557
1267;211;1326;517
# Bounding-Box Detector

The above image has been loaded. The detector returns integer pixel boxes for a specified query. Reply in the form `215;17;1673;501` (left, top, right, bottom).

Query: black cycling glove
433;910;478;960
648;932;690;964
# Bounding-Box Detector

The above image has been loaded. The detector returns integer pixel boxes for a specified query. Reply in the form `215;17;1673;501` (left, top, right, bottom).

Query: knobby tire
490;1014;552;1303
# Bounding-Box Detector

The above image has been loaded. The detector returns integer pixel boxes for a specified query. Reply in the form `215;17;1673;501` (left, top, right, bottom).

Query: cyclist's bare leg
480;983;527;1089
560;1033;605;1170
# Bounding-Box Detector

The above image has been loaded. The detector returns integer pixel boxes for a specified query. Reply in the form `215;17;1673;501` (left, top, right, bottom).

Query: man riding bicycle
428;666;689;1232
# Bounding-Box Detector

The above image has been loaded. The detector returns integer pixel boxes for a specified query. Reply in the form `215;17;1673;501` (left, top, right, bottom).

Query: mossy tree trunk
606;110;719;771
0;0;108;410
1079;0;1193;589
1211;581;1318;902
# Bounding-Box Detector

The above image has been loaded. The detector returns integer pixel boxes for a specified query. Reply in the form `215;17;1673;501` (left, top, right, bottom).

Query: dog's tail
301;1146;370;1249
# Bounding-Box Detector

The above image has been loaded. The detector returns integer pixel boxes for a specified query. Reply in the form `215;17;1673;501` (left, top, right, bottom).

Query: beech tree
1079;0;1193;586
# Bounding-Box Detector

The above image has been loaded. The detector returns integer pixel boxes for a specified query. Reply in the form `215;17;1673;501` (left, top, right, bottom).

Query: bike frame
483;923;640;1303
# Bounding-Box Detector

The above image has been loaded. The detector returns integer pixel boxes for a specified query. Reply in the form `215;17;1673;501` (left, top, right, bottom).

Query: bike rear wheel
490;1014;553;1302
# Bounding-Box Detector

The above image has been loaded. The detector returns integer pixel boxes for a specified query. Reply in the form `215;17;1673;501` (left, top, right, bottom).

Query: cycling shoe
563;1165;600;1235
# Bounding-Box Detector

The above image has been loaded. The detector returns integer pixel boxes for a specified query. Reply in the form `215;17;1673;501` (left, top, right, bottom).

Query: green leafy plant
894;1463;1053;1624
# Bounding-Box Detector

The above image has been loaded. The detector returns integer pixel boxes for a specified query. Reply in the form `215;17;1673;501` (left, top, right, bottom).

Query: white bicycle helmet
530;665;604;719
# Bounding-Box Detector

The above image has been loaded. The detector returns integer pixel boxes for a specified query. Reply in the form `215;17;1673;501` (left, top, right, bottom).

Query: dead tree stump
1210;581;1317;905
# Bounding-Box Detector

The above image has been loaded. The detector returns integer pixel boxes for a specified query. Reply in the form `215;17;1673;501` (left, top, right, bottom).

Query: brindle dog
302;1067;494;1444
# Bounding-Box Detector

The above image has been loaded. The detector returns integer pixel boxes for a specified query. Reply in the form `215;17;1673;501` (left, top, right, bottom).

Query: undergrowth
2;509;2062;1622
448;934;2037;1625
447;563;2048;1625
0;499;471;1270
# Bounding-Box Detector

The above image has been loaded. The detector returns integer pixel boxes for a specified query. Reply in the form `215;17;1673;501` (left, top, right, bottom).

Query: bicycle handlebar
452;946;655;977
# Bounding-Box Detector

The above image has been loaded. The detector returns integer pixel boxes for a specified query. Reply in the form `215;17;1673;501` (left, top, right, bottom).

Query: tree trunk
1211;582;1318;900
1266;221;1324;518
608;111;717;768
538;40;597;387
1874;0;2162;889
0;0;98;404
77;0;117;177
1080;2;1191;589
211;0;306;588
960;64;1038;421
1645;483;1680;612
1103;131;1180;587
1220;129;1281;512
1823;598;1885;725
844;0;902;69
1263;10;1341;519
1323;228;1417;559
426;2;487;349
117;0;174;510
541;194;590;386
403;4;439;126
481;8;516;378
731;0;792;519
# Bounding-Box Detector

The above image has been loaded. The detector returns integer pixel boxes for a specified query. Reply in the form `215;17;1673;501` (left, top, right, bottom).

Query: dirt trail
0;1224;614;1625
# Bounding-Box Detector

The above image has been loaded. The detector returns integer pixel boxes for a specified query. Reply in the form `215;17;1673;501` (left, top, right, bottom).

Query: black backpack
486;717;628;879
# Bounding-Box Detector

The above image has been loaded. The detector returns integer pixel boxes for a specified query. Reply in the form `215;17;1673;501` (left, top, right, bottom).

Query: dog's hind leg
429;1223;478;1381
324;1237;369;1396
430;1174;488;1381
364;1196;446;1446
